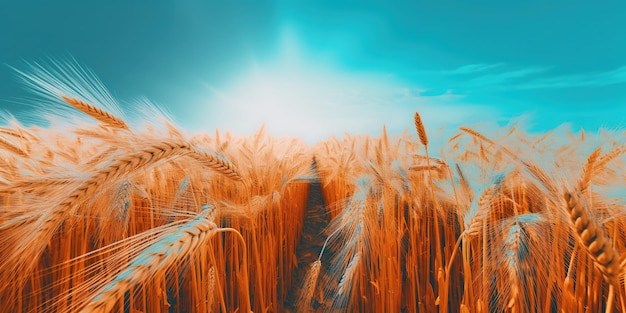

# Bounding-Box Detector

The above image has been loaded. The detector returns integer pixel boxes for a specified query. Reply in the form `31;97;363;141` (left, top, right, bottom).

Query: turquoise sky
1;0;625;142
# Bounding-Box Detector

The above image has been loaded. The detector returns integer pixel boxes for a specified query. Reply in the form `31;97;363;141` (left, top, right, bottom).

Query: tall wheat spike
296;260;322;313
80;208;219;313
336;252;361;299
187;148;242;181
49;140;239;227
61;96;130;130
413;112;428;146
564;191;621;286
459;126;516;159
0;140;241;294
503;223;522;312
579;147;602;192
594;145;625;171
496;213;548;313
0;135;28;157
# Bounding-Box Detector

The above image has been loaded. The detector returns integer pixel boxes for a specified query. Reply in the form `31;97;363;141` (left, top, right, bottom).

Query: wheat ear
0;141;190;286
336;252;361;299
465;186;494;237
593;145;625;172
564;191;621;285
206;266;216;310
414;112;428;146
296;260;322;313
444;185;494;297
80;209;218;313
503;223;522;311
0;141;241;290
187;148;242;181
0;127;36;142
579;147;602;192
61;96;130;130
0;135;28;157
408;165;442;172
57;142;240;221
48;141;195;229
459;127;517;159
0;127;22;138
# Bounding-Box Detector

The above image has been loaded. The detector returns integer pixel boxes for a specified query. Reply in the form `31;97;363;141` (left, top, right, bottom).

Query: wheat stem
80;209;219;312
0;136;28;157
296;260;322;313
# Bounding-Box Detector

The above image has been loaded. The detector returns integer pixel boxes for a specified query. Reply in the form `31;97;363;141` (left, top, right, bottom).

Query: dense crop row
1;65;625;312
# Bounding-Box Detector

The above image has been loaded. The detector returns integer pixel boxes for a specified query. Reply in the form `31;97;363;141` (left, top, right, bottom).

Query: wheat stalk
187;148;242;181
592;145;625;173
323;177;370;311
521;161;559;198
59;142;240;222
80;208;218;313
206;266;216;311
0;141;188;291
459;127;495;146
0;127;22;138
459;127;518;160
0;135;28;157
465;186;494;237
564;191;621;286
51;141;194;226
0;127;33;142
334;252;361;309
503;223;522;311
579;147;602;192
408;165;443;172
0;140;241;294
296;260;322;313
61;96;130;130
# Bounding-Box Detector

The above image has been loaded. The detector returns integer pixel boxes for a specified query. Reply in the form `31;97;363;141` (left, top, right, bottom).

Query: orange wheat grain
564;191;621;286
61;96;130;130
413;112;428;146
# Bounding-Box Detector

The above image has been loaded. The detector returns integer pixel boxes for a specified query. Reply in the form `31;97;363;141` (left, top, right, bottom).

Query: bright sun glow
207;64;394;142
201;26;498;144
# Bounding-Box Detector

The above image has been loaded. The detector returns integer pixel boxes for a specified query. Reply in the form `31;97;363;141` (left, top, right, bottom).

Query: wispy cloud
515;66;626;89
437;63;626;90
442;63;505;75
466;66;551;87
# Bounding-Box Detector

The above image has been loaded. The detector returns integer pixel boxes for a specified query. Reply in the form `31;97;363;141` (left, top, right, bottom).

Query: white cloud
442;63;505;75
516;66;626;89
438;63;626;90
465;66;551;87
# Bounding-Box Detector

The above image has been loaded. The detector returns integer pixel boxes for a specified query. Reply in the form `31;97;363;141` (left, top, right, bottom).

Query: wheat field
1;64;626;313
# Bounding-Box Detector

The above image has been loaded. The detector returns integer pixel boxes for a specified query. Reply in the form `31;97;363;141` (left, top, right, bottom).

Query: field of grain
1;66;626;313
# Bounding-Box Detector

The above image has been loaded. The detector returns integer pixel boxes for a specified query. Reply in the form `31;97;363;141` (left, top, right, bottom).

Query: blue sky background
0;0;625;143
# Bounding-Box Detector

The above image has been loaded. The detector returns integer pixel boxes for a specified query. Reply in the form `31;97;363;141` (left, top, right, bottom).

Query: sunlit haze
202;27;499;143
1;1;625;143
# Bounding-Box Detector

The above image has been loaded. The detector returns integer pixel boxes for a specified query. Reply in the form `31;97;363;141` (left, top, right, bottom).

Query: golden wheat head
0;136;28;157
61;96;130;130
414;112;428;146
80;209;218;313
564;191;621;286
